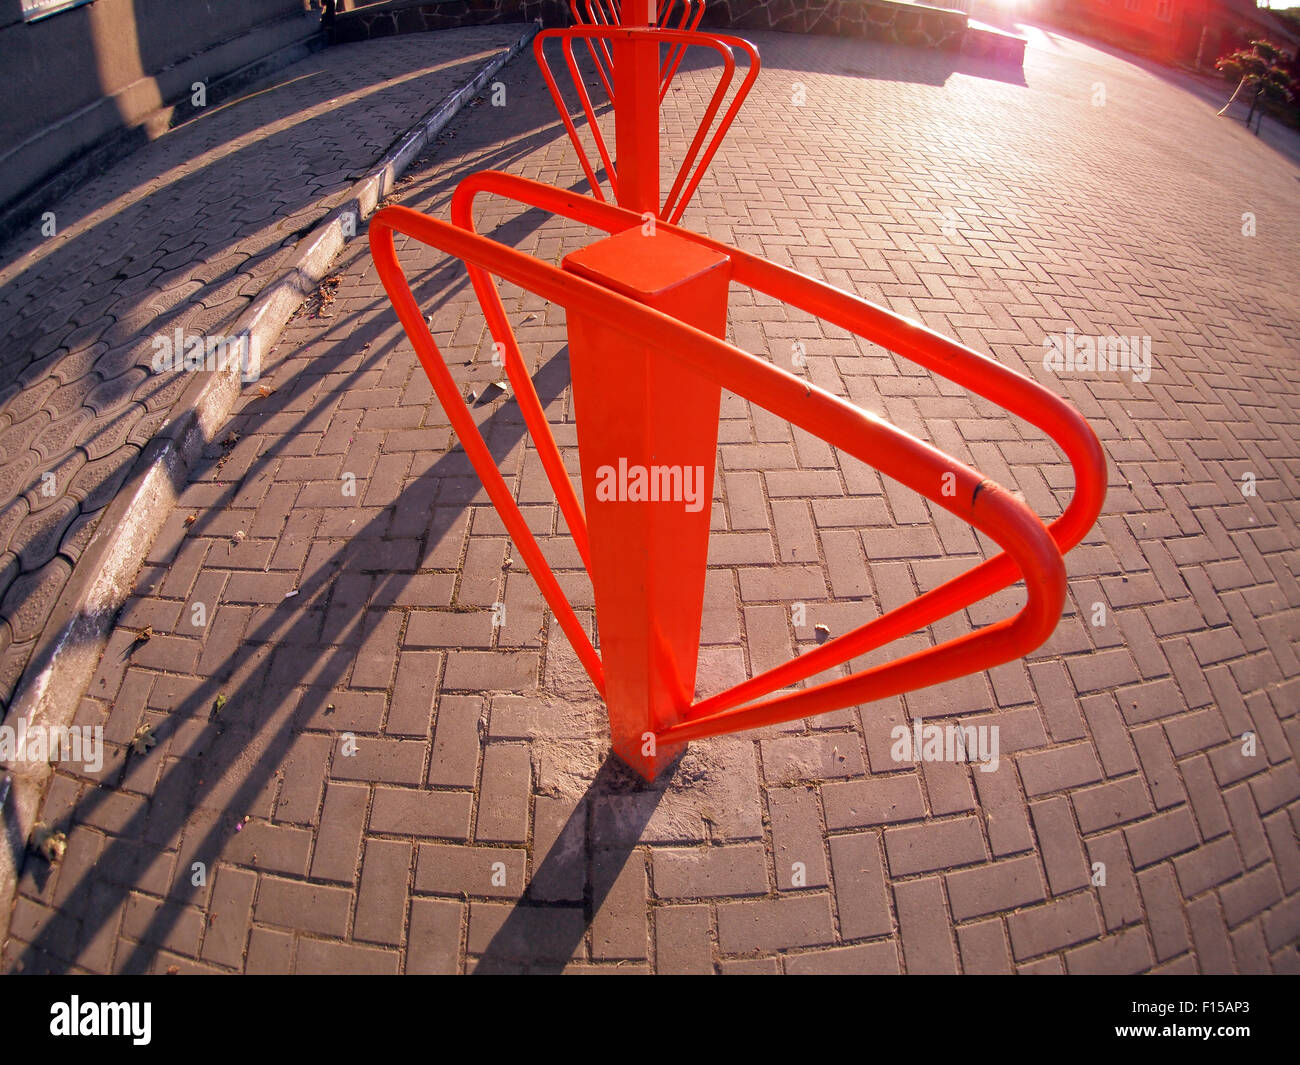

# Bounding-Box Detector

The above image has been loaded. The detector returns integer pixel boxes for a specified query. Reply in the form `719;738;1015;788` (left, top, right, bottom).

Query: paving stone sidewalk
3;23;1299;973
0;24;536;719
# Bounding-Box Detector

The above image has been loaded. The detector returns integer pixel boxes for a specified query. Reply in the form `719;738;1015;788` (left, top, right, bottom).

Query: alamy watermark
151;327;261;382
593;458;707;513
0;721;103;773
1042;329;1151;384
50;996;151;1045
891;716;1000;773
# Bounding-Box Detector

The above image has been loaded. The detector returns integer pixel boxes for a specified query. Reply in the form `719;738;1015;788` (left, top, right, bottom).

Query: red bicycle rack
568;0;706;99
536;26;759;222
368;2;1107;780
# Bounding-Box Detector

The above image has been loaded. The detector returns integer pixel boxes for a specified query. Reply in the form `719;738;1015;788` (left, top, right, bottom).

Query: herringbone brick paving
0;25;533;720
3;23;1297;973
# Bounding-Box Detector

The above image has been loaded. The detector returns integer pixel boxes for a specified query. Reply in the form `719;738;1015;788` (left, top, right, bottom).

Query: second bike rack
535;26;760;223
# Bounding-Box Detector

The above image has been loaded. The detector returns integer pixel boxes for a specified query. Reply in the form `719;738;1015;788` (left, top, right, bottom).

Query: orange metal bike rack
535;26;759;223
368;1;1107;780
568;0;705;100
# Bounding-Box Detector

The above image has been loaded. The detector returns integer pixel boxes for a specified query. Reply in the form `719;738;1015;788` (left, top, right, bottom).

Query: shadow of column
472;750;683;973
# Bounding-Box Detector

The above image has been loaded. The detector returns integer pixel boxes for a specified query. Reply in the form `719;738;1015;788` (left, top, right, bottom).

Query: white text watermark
0;722;103;773
151;327;260;382
50;997;151;1045
891;716;999;773
594;458;707;513
1043;329;1151;383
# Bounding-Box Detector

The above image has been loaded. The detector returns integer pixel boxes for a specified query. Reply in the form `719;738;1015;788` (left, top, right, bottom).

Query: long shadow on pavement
0;43;598;719
473;755;675;974
13;302;572;971
10;34;731;972
10;144;631;967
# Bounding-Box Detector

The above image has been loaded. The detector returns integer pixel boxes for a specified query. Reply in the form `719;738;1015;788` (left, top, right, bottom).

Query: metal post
563;225;731;778
612;0;661;215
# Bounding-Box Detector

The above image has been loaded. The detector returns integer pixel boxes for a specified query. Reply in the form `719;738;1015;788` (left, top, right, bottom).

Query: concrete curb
0;20;541;946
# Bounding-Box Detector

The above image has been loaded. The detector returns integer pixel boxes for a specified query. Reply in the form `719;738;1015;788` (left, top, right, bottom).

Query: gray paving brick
652;845;769;900
591;851;649;961
895;877;958;974
716;894;836;955
827;832;893;940
407;898;464;974
254;878;350;938
823;774;926;829
956;918;1013;974
946;855;1047;922
475;743;531;844
1007;893;1103;961
416;844;526;900
353;839;412;946
1071;776;1154;835
768;786;829;890
785;941;899;974
884;816;986;877
1029;795;1092;895
369;786;472;842
653;904;713;974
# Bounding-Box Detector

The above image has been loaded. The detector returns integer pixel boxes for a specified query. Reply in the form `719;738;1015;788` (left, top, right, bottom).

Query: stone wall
701;0;966;50
331;0;967;49
330;0;568;42
328;0;1025;64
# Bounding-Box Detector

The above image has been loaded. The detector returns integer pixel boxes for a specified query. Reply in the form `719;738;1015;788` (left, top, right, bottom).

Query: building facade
1041;0;1299;67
